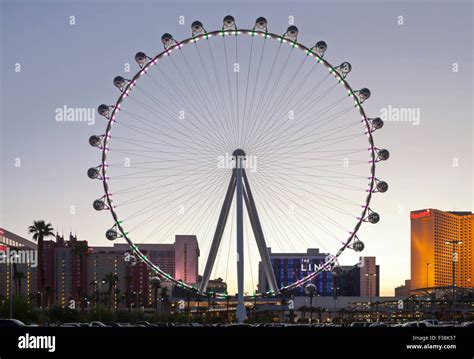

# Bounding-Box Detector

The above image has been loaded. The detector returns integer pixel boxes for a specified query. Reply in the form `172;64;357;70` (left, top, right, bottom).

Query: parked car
439;321;455;327
0;319;26;327
350;322;371;327
154;322;173;327
118;323;134;328
461;321;474;327
135;321;156;327
60;323;82;327
403;321;433;327
89;321;107;327
263;323;286;327
423;319;439;326
291;324;312;327
104;322;121;327
369;322;389;327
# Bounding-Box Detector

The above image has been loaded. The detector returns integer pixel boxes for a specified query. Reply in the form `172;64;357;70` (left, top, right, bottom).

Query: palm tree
13;272;26;296
72;241;89;306
103;273;119;308
124;274;133;311
44;286;53;308
160;286;169;312
9;246;20;296
297;305;308;321
28;221;55;302
150;277;161;317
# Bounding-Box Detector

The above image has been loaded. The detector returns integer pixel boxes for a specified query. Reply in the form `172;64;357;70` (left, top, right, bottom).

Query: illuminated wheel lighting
88;16;389;300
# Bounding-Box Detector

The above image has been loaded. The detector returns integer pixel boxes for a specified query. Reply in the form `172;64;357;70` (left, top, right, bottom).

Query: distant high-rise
174;235;199;285
410;209;473;290
394;279;411;297
358;257;379;297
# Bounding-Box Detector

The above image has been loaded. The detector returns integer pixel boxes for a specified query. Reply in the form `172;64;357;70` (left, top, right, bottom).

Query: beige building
359;256;378;297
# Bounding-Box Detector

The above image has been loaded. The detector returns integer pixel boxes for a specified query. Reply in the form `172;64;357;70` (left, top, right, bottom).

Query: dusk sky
1;0;472;295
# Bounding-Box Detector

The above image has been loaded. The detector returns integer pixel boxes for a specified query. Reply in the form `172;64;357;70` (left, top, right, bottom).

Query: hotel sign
410;210;431;219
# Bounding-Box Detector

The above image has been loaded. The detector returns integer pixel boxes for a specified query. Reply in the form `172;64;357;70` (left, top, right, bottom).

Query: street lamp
8;252;19;319
426;263;431;288
333;286;340;321
94;279;106;322
305;284;317;324
9;258;13;319
37;291;44;317
445;239;462;325
365;273;377;322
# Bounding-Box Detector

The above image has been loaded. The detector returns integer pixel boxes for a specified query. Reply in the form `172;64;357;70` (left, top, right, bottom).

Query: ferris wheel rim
97;27;378;299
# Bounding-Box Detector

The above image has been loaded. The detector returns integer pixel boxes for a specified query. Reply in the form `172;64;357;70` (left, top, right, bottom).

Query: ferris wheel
88;16;389;322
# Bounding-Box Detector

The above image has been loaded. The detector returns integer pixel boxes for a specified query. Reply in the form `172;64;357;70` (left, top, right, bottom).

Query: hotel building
0;228;38;306
410;209;473;290
0;228;200;308
258;248;379;297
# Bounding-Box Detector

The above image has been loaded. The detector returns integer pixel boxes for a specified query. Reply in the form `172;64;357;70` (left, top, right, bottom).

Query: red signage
410;210;431;219
0;245;7;251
